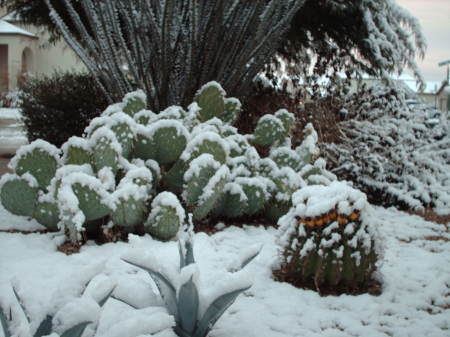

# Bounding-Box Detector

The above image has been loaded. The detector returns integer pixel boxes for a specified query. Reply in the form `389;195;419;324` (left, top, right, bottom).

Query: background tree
276;0;426;85
1;0;426;109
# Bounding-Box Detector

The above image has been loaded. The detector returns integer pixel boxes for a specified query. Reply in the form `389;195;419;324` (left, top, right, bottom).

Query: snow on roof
0;19;36;38
1;11;21;22
399;75;445;95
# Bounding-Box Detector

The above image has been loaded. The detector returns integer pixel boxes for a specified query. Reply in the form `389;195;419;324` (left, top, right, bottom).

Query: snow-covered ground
0;204;449;337
0;108;27;157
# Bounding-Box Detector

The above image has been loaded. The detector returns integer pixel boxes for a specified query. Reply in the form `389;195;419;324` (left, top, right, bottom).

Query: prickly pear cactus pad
9;139;60;190
276;181;381;295
0;173;39;217
122;89;147;116
145;192;185;241
194;81;226;122
252;115;287;146
61;137;92;166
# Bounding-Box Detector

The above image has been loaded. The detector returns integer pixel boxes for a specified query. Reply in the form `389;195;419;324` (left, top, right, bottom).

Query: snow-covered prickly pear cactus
223;98;242;124
9;139;60;190
0;173;39;216
194;82;241;124
33;197;60;231
58;172;111;240
123;89;147;117
62;137;92;166
145;192;185;241
111;166;154;229
89;127;122;174
137;120;189;165
252;114;288;146
195;82;225;122
0;81;341;243
277;182;380;294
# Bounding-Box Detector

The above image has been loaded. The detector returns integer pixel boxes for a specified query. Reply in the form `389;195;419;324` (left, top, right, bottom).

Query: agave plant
122;223;260;337
0;277;115;337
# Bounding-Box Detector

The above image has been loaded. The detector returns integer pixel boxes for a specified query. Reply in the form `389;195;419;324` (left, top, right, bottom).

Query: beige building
0;8;85;93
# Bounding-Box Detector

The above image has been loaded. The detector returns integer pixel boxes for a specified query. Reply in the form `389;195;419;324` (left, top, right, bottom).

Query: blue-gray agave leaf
193;286;251;337
0;307;12;337
122;259;178;319
110;296;140;310
177;275;199;335
60;321;91;337
179;240;195;270
233;245;262;272
97;286;116;307
12;287;30;323
34;315;53;337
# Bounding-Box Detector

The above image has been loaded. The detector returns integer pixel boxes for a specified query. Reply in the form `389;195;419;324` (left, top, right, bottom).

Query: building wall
0;34;38;91
15;23;85;77
0;17;85;92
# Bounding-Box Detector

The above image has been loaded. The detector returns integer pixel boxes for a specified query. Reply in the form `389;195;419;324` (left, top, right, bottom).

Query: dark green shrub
19;72;109;147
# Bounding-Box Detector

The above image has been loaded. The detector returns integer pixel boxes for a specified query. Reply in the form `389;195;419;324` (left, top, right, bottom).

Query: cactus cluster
277;181;380;294
0;82;335;244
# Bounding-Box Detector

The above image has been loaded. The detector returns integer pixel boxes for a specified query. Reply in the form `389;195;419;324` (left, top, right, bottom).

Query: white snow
0;202;449;337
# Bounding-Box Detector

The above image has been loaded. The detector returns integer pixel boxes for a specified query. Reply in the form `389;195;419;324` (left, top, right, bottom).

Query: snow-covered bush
122;229;259;337
322;85;450;215
0;82;335;243
0;277;114;337
276;181;380;294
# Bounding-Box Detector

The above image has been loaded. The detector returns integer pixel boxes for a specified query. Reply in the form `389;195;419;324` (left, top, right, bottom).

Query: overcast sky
397;0;450;82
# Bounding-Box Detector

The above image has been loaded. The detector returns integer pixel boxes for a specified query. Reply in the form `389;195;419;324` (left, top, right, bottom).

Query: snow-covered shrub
19;71;108;147
0;82;336;243
277;182;380;294
322;85;450;215
122;229;259;337
0;277;114;337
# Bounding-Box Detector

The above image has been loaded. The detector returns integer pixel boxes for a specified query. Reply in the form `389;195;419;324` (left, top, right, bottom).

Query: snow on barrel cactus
276;181;381;294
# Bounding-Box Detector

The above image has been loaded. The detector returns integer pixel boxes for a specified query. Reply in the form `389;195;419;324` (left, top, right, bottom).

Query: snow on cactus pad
0;206;449;337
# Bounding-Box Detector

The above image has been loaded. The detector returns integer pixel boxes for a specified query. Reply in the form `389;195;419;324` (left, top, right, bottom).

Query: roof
0;19;36;38
398;75;445;95
1;11;21;22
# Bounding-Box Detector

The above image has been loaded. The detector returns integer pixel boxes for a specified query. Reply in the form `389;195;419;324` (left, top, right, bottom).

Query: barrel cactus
277;181;380;294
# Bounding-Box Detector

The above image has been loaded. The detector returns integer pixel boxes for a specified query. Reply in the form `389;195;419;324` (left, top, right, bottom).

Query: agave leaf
184;241;195;267
238;247;261;271
0;307;12;337
122;259;178;319
110;296;140;310
194;286;251;337
178;241;185;270
12;287;30;323
60;321;91;337
177;276;199;334
34;315;53;337
98;286;116;307
179;240;195;270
